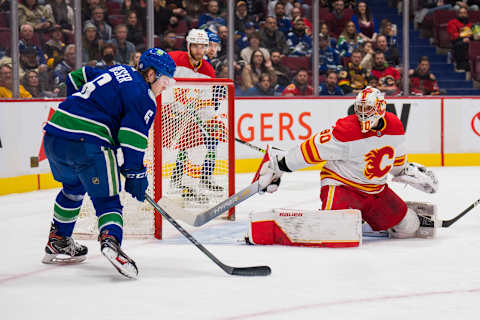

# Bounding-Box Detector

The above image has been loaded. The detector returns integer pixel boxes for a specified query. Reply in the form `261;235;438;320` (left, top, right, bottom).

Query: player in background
166;29;226;194
206;31;221;65
42;48;176;279
258;87;439;239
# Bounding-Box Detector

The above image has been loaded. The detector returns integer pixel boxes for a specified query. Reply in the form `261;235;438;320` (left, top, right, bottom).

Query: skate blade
102;247;138;279
42;253;86;265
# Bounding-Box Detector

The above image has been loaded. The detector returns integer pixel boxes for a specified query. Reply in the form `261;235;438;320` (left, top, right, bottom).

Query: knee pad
389;208;420;239
91;195;122;214
62;185;86;201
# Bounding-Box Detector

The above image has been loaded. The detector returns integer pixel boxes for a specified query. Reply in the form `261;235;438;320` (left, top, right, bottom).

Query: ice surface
2;167;480;320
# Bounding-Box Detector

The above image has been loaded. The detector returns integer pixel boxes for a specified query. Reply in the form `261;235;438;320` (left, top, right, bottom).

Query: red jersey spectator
409;56;440;96
282;69;313;96
371;52;401;95
447;7;473;71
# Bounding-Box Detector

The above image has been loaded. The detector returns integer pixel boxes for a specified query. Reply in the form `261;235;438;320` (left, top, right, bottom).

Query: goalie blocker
246;208;362;247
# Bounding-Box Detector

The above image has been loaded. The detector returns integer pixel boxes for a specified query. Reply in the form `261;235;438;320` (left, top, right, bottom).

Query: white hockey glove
258;154;285;194
391;162;439;194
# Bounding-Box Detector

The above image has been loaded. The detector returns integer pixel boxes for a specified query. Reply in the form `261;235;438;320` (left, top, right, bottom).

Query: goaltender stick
254;87;439;244
42;48;176;278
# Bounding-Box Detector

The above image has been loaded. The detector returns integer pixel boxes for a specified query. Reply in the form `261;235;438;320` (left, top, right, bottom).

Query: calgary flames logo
364;146;394;179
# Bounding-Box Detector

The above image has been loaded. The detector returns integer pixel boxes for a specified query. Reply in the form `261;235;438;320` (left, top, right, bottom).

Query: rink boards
1;96;479;194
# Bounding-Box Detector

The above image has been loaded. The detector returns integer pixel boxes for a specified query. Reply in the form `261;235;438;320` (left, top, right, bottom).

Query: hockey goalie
250;87;439;246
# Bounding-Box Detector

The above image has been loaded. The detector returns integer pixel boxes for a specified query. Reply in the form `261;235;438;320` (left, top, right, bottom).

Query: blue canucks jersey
44;65;157;169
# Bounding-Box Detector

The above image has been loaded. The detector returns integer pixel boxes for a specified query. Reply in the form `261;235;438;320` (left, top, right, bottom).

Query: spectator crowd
3;0;474;98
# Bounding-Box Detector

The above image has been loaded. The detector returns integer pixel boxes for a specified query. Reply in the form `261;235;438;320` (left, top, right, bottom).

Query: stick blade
227;265;272;276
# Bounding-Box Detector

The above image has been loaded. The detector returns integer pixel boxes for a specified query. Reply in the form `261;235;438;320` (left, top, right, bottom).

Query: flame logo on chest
364;146;395;179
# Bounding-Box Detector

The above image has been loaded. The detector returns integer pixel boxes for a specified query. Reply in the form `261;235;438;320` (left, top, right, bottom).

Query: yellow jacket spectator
0;64;32;98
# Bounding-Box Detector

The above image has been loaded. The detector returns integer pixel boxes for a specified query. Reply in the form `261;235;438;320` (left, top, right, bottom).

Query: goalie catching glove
392;162;438;194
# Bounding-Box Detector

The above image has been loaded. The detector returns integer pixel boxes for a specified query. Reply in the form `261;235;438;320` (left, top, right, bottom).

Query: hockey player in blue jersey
41;48;176;279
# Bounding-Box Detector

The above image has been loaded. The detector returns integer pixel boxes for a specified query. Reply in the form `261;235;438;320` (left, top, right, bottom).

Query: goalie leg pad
406;201;439;238
247;208;362;247
388;208;420;239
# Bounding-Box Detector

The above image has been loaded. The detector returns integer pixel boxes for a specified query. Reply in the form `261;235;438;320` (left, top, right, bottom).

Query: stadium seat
281;56;311;76
106;1;122;15
469;10;480;24
154;35;161;47
108;14;126;27
0;28;11;52
175;37;185;50
168;19;188;36
432;10;457;49
469;41;480;81
0;11;9;28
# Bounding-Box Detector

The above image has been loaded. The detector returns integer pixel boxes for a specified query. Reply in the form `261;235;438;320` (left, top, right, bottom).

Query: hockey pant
44;133;125;243
320;184;407;231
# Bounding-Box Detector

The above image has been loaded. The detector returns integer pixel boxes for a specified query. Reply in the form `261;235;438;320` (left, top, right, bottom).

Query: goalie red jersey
285;112;407;194
284;112;408;231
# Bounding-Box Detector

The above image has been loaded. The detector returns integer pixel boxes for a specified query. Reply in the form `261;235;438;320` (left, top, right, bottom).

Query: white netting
74;80;233;239
160;83;230;210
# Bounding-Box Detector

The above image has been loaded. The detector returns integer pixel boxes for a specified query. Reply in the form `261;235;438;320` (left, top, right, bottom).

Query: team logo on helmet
354;87;386;133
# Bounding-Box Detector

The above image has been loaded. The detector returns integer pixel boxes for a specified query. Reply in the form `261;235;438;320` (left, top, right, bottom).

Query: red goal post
152;78;236;238
74;78;235;240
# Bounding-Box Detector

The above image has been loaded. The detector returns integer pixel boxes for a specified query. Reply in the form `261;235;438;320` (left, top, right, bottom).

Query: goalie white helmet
354;87;386;133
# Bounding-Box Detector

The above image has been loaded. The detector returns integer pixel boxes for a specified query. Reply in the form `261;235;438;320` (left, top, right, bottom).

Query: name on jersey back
110;66;133;83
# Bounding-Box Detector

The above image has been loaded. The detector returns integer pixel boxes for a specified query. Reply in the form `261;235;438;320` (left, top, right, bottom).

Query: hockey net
74;78;235;239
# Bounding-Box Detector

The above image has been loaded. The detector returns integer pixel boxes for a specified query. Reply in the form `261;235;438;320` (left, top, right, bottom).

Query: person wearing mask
96;43;119;69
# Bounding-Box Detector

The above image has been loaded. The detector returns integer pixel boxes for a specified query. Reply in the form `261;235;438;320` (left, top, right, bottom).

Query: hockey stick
235;138;284;154
159;180;263;227
145;194;271;276
441;198;480;228
159;148;271;227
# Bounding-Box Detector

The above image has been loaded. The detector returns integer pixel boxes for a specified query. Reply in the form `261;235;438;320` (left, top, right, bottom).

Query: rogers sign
472;112;480;137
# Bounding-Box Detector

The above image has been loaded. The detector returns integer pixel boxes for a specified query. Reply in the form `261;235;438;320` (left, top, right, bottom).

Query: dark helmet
138;48;176;78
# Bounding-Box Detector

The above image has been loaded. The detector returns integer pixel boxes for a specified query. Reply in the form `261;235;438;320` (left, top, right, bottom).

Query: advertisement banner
444;98;480;153
235;98;442;159
0;100;61;178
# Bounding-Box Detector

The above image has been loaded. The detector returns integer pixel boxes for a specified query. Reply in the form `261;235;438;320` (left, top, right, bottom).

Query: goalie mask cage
74;78;235;239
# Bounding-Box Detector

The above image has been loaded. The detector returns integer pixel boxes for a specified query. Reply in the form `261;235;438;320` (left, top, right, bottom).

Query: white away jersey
285;113;407;194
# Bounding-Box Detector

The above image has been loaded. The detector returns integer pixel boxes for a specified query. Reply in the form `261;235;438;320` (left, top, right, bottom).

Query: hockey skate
199;175;224;192
99;231;138;279
181;185;209;204
42;224;88;264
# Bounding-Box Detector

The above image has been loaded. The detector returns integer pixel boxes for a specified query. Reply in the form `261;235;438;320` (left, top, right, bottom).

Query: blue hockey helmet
138;48;176;79
207;31;221;44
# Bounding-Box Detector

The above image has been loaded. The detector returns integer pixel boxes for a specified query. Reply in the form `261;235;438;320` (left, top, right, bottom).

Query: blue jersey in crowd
44;65;157;169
